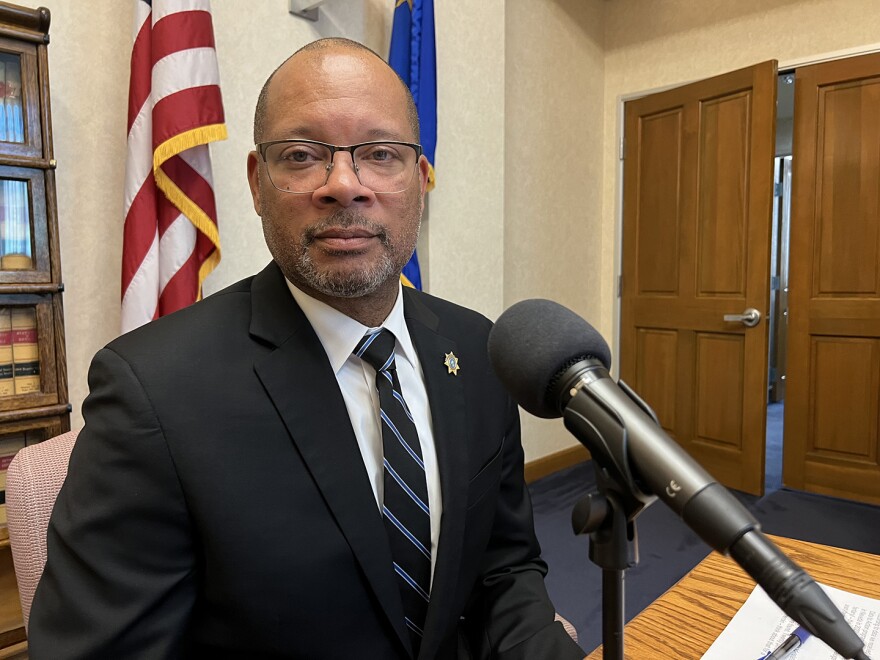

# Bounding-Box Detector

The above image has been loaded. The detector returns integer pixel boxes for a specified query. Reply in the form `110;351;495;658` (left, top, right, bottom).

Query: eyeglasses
255;139;423;194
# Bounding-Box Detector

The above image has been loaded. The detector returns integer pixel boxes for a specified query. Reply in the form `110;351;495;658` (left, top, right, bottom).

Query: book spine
11;307;39;394
0;309;13;397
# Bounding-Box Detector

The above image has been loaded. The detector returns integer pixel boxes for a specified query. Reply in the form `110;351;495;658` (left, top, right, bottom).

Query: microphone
487;298;870;660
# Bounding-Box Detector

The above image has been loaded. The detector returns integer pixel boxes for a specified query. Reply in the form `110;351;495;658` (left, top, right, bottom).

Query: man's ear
418;155;430;196
247;151;263;216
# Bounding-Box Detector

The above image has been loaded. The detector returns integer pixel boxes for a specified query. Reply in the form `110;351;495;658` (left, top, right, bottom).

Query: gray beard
295;247;396;299
292;209;405;298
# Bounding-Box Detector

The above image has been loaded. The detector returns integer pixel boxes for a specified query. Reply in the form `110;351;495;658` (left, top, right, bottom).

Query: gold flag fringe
153;123;228;298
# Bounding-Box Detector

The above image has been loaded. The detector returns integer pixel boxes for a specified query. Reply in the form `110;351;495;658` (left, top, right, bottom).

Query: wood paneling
637;110;683;295
786;52;880;504
621;61;777;495
814;79;880;296
809;338;878;460
635;328;678;433
695;333;744;449
697;92;749;296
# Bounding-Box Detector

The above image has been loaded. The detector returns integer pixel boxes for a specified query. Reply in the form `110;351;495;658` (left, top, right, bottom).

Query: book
0;308;13;396
11;307;39;394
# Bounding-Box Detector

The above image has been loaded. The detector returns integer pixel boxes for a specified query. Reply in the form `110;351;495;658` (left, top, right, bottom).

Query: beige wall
429;0;506;316
505;0;605;458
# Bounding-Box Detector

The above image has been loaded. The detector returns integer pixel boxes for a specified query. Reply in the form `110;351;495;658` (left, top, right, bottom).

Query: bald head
253;38;419;145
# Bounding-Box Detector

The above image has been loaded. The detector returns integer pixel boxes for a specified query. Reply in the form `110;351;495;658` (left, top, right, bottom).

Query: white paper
701;583;879;659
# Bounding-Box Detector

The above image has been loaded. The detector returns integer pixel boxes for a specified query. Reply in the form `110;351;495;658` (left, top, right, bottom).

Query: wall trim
524;445;590;484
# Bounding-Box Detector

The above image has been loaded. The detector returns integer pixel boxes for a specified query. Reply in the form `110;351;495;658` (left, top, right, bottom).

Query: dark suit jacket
28;263;584;659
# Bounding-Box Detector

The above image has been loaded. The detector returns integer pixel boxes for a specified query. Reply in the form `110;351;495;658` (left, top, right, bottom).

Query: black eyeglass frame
255;138;424;194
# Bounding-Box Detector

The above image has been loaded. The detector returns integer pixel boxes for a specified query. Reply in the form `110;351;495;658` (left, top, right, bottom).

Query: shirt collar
285;279;417;374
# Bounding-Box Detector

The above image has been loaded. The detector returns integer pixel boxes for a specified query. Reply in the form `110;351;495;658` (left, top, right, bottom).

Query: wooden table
586;535;880;659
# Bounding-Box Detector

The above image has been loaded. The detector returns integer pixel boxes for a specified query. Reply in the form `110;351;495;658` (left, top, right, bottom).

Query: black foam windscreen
487;299;612;419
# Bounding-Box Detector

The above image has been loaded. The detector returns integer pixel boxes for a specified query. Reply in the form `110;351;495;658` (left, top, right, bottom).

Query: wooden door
784;53;880;505
620;61;777;496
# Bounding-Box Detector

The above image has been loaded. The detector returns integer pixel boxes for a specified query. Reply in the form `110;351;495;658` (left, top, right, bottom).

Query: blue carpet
755;488;880;554
765;402;783;492
529;460;880;653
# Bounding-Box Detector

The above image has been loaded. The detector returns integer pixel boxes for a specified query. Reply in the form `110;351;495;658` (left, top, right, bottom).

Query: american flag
121;0;226;333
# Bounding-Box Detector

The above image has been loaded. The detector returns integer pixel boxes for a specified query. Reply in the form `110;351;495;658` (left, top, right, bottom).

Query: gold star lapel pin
444;352;460;376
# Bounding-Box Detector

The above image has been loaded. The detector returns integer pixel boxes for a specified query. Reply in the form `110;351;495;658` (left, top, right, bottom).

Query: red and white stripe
121;0;226;333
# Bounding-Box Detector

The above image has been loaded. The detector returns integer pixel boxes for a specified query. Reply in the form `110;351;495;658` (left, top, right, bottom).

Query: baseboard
524;445;590;484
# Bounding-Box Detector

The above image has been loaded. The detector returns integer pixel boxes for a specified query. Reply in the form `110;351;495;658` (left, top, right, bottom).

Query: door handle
723;308;762;327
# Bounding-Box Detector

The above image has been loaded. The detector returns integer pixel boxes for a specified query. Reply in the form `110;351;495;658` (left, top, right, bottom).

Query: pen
759;626;812;660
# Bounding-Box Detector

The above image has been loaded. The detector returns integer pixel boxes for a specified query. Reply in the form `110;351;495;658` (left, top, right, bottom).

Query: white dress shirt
286;280;442;581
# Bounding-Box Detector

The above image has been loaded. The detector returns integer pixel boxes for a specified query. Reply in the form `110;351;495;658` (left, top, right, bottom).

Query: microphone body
487;298;870;660
559;358;757;552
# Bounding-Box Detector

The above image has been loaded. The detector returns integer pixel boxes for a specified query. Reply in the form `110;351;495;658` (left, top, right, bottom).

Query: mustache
303;210;389;245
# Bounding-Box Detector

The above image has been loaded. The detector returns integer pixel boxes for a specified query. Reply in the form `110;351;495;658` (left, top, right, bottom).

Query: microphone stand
566;381;661;660
571;488;641;660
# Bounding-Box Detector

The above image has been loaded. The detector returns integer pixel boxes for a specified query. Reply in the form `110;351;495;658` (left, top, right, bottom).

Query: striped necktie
354;329;431;653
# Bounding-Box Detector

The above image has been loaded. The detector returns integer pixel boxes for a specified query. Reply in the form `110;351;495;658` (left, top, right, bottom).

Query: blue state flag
389;0;436;291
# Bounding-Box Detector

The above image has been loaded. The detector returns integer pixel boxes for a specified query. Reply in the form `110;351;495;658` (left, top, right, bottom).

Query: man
29;39;585;659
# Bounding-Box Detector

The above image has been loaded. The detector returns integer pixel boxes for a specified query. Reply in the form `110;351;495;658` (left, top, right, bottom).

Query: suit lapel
402;290;470;659
249;264;411;654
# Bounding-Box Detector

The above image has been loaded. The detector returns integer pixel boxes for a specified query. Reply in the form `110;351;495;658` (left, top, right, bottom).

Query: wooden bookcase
0;3;70;655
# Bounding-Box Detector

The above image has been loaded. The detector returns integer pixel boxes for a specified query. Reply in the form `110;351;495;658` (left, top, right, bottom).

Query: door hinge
619;137;625;161
617;274;623;297
774;181;783;197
